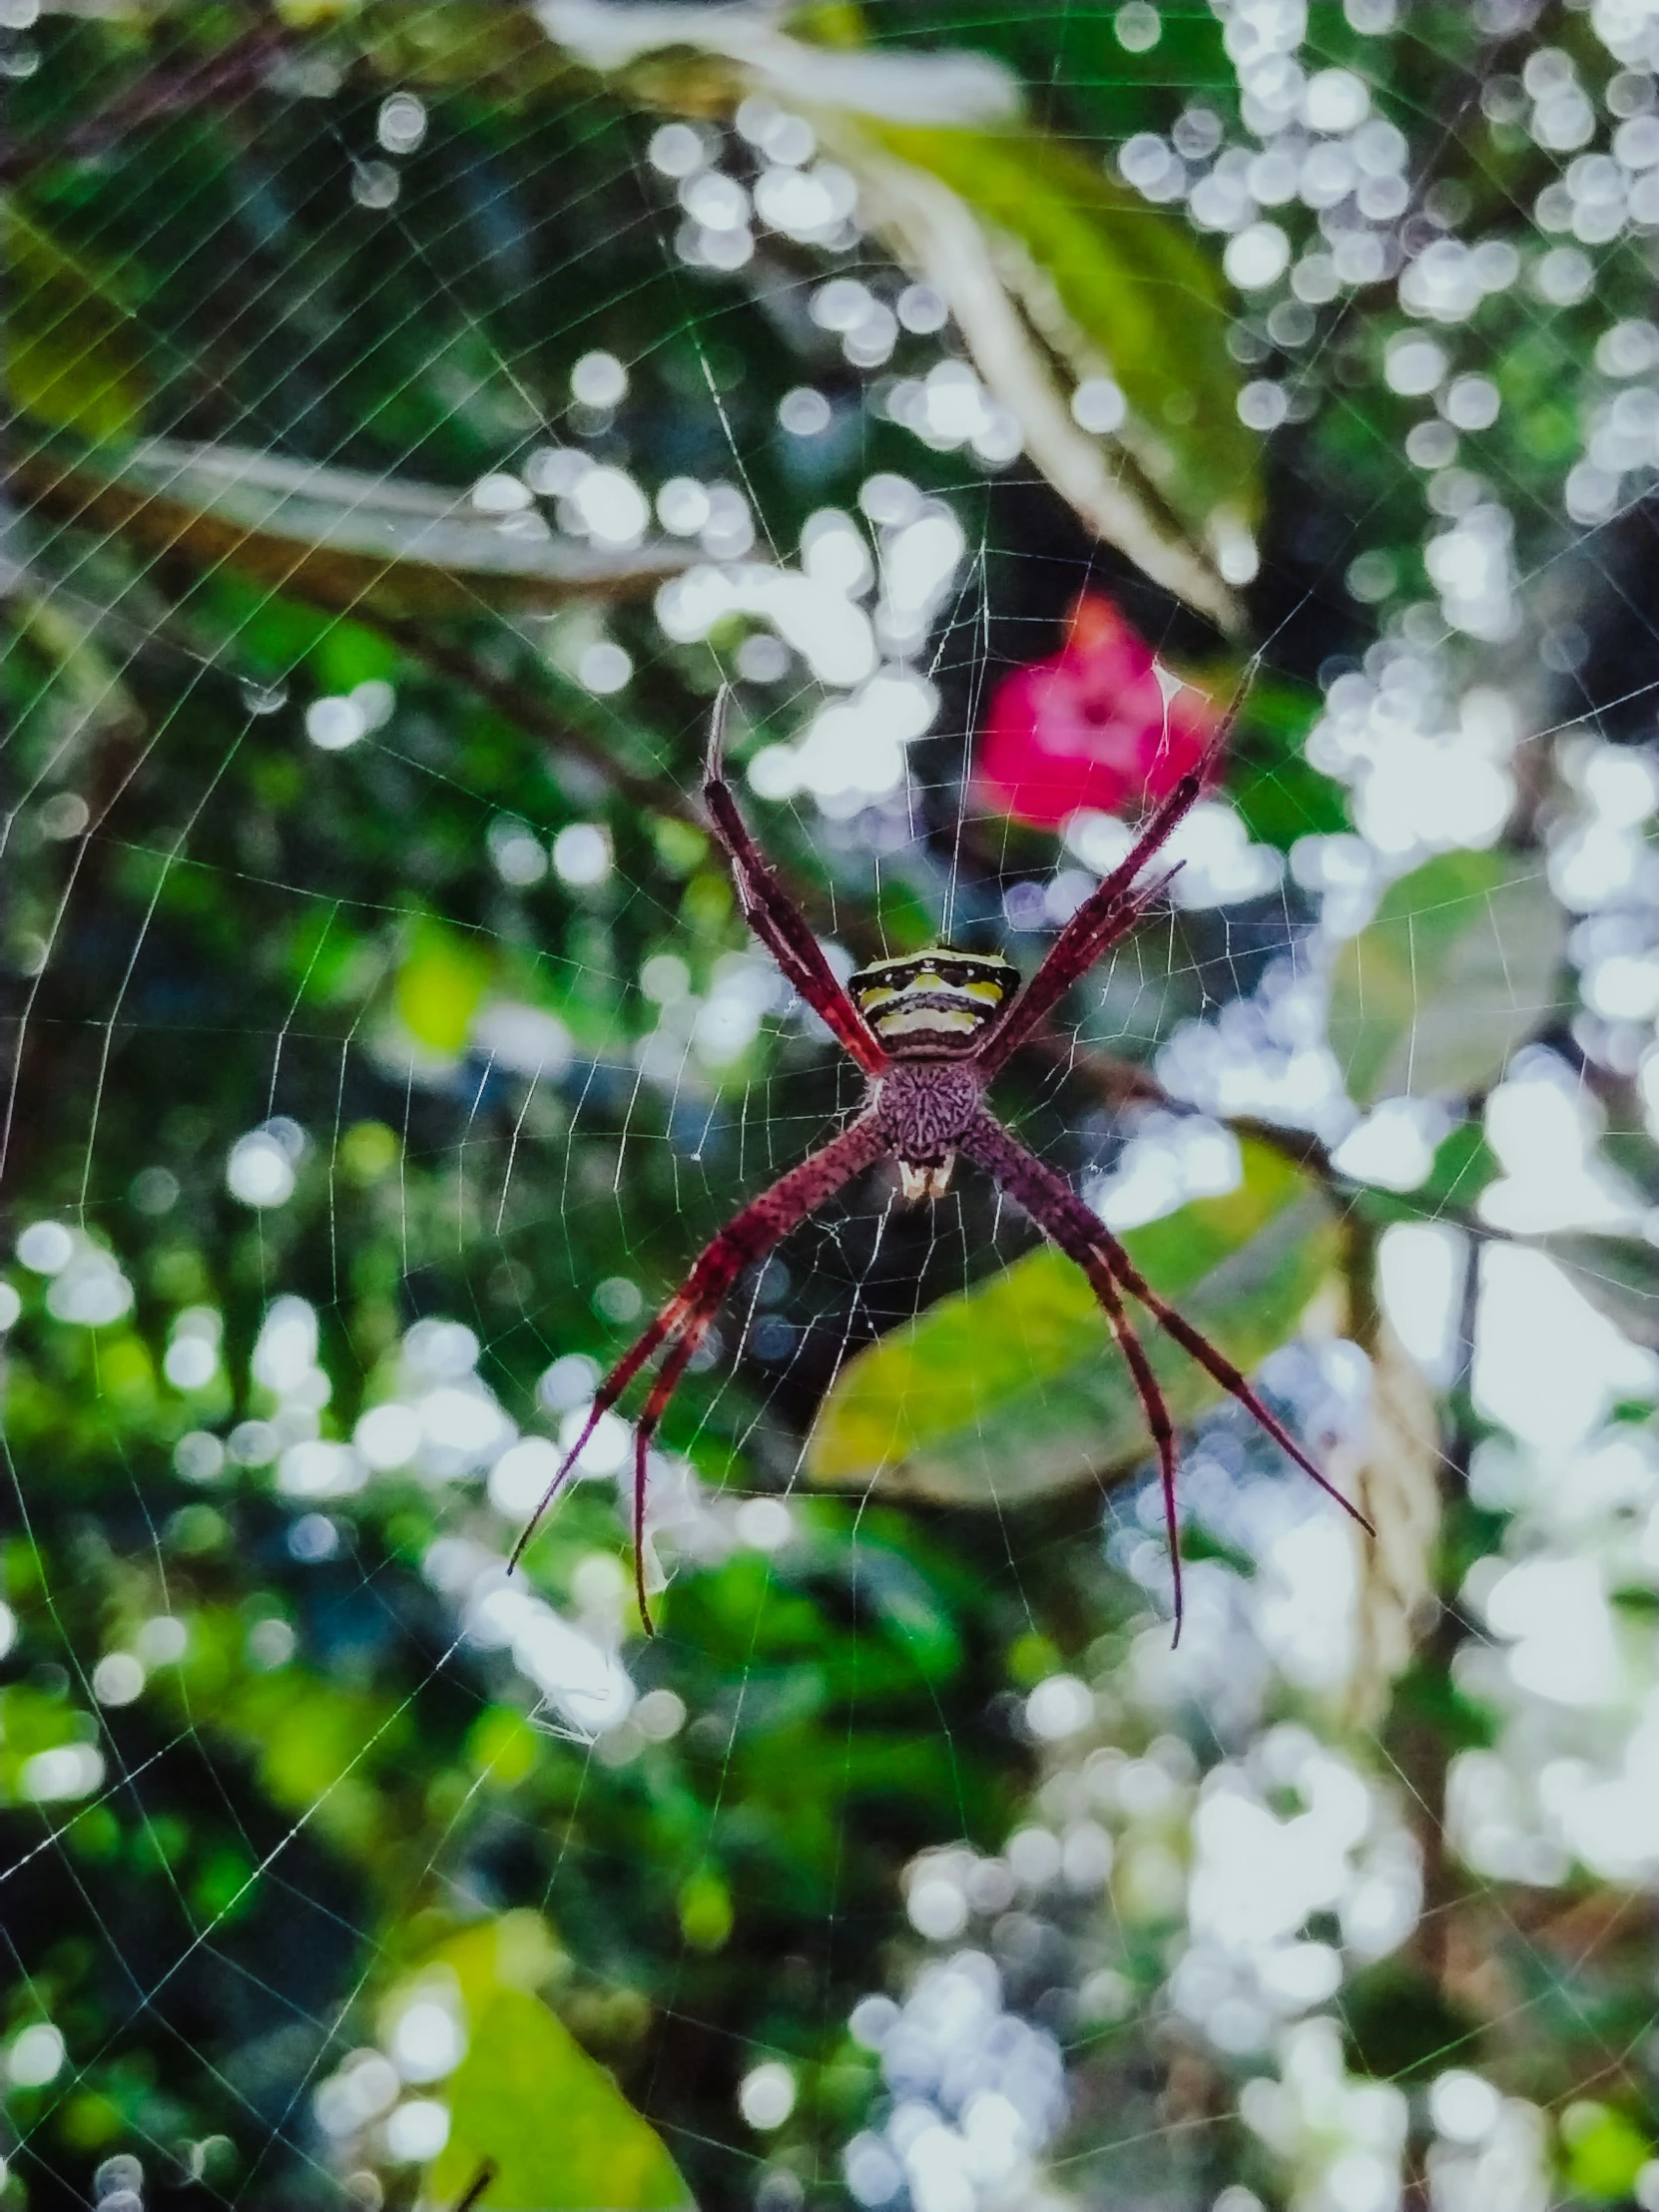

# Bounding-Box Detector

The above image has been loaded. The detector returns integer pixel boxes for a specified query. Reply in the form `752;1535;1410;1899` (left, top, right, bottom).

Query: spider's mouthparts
898;1157;955;1201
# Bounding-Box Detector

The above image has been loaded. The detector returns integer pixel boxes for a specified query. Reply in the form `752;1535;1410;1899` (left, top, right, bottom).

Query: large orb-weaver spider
512;690;1369;1636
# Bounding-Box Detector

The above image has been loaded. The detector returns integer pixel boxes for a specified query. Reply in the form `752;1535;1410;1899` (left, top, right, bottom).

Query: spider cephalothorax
870;1056;984;1201
511;689;1370;1636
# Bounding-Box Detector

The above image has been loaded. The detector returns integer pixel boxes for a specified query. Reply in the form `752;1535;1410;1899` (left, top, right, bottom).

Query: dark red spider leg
628;1336;699;1636
1098;1241;1374;1536
981;863;1182;1082
508;1112;891;1581
506;1321;673;1571
959;1114;1187;1632
976;805;1205;1077
1087;1263;1186;1640
627;1323;710;1633
704;688;886;1075
979;824;1197;1075
1070;1246;1186;1639
980;681;1253;1076
959;1110;1372;1531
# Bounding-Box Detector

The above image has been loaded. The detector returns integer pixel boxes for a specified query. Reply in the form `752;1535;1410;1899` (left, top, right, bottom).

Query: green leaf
808;1141;1339;1503
526;4;1245;624
11;438;693;623
533;0;1018;126
4;199;149;443
0;1682;97;1807
1228;679;1350;849
1543;1233;1659;1350
1329;849;1567;1107
6;585;144;743
425;1918;696;2212
1231;750;1349;850
864;122;1255;546
838;121;1243;627
1416;1121;1500;1209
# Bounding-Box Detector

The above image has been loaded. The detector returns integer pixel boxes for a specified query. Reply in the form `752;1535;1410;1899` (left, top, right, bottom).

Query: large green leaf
528;1;1245;626
11;438;693;622
864;122;1255;541
4;199;149;443
532;0;1019;123
808;1141;1339;1503
1329;849;1567;1107
425;1919;696;2212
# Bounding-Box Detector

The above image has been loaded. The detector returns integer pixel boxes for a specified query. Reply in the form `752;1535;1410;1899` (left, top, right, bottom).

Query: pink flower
973;594;1222;830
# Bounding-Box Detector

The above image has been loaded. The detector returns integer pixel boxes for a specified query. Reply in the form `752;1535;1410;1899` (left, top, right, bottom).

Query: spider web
5;6;1659;2212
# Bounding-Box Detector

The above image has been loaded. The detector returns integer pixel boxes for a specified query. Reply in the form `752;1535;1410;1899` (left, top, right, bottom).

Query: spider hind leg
508;1112;890;1629
959;1111;1371;1639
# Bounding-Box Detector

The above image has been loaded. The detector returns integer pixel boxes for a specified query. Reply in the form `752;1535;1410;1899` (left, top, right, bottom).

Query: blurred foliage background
10;2;1659;2210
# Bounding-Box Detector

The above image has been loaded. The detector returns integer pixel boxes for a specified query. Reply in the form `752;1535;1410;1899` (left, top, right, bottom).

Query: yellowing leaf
4;199;148;443
425;1918;695;2212
809;1141;1338;1504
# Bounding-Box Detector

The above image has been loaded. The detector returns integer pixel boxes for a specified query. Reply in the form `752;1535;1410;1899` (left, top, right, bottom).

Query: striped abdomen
849;947;1019;1059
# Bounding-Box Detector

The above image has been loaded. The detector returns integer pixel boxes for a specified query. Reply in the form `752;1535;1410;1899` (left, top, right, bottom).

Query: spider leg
979;683;1252;1075
980;865;1182;1080
1098;1244;1373;1535
1089;1268;1186;1639
960;1113;1188;1628
625;1334;705;1630
508;1112;890;1622
978;808;1198;1076
1073;1248;1187;1637
959;1112;1370;1628
704;688;886;1075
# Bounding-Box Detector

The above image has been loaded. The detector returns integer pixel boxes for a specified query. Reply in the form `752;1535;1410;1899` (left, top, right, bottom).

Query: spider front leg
979;686;1251;1076
704;688;886;1075
960;1112;1370;1637
510;1112;890;1630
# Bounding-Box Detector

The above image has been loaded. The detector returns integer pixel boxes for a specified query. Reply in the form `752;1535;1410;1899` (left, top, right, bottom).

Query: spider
511;689;1369;1636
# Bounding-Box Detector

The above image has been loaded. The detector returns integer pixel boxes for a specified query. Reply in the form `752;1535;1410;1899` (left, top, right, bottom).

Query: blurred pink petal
974;594;1221;830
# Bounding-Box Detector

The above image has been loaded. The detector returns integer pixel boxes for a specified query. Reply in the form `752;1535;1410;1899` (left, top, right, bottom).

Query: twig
0;21;286;185
1393;1223;1483;2212
363;614;712;838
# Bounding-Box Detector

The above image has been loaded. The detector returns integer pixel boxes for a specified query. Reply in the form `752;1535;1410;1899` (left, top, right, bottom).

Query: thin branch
1395;1227;1482;2212
363;613;711;837
0;21;286;185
